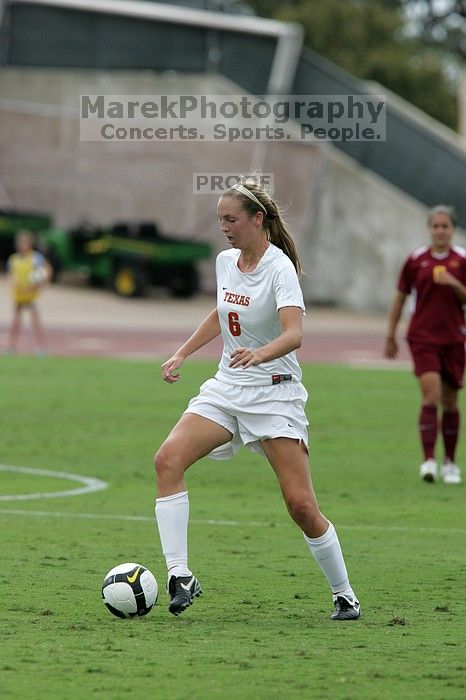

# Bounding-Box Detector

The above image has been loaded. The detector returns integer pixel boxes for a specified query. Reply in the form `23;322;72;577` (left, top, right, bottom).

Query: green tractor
0;213;212;298
44;221;212;298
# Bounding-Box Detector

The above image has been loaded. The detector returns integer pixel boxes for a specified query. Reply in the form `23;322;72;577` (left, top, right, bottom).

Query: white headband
229;183;268;214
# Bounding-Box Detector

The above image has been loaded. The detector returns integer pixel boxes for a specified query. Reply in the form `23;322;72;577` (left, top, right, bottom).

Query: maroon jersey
398;245;466;345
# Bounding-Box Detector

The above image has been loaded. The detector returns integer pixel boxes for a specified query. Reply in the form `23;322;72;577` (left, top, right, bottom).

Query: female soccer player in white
155;181;360;620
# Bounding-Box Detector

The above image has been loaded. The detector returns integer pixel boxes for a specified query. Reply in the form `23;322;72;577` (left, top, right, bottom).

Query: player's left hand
229;347;262;368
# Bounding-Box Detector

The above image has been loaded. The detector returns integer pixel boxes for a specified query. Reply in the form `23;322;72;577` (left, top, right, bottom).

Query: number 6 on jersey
228;311;241;336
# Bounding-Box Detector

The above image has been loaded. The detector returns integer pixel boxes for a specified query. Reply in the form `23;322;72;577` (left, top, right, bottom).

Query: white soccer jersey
215;243;305;386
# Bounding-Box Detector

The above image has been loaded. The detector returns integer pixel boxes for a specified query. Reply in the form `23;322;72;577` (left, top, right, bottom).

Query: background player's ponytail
224;181;303;276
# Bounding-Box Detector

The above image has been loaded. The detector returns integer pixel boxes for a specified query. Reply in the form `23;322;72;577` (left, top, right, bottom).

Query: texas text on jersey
215;244;305;386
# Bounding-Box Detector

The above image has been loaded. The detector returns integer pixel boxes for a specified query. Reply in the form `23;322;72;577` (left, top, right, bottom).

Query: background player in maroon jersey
385;205;466;484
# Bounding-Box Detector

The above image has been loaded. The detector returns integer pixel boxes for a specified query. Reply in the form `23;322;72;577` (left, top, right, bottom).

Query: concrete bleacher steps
2;0;465;229
1;0;465;310
0;68;449;311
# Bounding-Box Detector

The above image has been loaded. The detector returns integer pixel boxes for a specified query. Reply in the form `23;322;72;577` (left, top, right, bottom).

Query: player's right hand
161;354;185;383
384;337;398;359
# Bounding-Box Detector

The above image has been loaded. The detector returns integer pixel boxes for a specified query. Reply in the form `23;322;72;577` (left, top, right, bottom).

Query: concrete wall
0;69;322;293
303;145;466;312
1;67;464;310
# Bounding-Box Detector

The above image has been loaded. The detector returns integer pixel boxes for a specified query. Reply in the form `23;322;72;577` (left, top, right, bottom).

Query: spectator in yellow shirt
6;230;53;354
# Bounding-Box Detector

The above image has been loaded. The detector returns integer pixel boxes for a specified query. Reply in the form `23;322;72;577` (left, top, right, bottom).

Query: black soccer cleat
168;575;202;616
331;595;361;621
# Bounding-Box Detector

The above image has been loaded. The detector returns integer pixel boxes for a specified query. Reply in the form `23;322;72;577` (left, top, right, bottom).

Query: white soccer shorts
185;377;309;459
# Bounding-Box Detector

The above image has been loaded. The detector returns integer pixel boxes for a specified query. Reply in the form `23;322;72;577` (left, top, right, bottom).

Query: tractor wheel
112;265;147;298
169;265;199;298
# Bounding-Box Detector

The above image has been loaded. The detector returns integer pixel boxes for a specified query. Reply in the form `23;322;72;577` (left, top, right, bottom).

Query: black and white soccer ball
29;266;47;285
102;562;158;618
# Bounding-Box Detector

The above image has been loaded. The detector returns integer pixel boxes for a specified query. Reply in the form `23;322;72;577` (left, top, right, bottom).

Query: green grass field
0;357;464;700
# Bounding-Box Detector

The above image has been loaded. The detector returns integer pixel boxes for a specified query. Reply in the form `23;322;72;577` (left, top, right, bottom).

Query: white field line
0;507;464;535
0;464;108;501
1;465;463;535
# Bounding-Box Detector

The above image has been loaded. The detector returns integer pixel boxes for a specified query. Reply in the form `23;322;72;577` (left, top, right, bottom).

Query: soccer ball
102;562;158;618
29;266;47;285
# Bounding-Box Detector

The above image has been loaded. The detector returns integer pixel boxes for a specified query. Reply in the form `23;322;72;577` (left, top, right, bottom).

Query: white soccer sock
155;491;192;579
304;522;355;598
